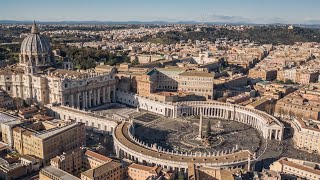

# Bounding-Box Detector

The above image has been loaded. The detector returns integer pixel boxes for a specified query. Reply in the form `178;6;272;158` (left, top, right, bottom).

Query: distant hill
1;20;320;29
0;20;275;25
0;20;185;24
0;20;235;25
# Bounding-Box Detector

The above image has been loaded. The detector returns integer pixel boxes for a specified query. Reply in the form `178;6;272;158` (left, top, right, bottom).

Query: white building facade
0;22;116;109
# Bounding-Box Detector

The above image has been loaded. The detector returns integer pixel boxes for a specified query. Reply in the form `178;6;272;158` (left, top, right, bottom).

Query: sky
1;0;320;24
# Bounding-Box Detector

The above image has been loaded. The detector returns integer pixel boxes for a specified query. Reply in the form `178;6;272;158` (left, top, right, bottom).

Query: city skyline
1;0;320;24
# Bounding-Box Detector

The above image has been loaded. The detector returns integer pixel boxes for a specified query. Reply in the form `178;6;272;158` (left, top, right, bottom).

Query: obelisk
197;110;203;140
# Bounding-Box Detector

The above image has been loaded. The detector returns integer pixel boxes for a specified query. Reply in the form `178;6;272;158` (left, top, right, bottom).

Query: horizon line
0;19;317;25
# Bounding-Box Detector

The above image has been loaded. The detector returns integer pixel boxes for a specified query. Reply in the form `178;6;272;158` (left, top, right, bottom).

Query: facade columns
93;89;97;106
70;94;74;107
113;85;116;102
85;91;88;109
82;91;86;109
275;130;278;140
97;88;101;105
102;87;106;103
107;86;111;102
77;93;80;108
89;90;92;107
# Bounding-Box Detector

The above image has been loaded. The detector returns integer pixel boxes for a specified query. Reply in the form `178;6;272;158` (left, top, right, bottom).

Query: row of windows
77;117;113;132
158;86;177;89
284;166;318;179
157;81;178;84
181;81;212;85
283;104;315;110
158;76;179;80
300;135;319;140
181;88;212;93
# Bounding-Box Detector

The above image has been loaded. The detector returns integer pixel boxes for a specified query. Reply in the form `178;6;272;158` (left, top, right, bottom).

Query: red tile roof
84;150;112;163
280;159;320;176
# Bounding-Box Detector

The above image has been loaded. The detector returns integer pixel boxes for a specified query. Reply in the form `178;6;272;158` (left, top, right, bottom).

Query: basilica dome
19;21;55;68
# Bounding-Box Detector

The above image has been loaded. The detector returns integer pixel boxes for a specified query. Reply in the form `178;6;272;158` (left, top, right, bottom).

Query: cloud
207;15;320;25
302;19;320;25
250;17;289;24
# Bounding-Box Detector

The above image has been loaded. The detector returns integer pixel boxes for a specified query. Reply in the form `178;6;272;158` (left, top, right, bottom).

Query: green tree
129;26;320;45
7;57;17;65
131;58;139;65
178;171;185;180
285;79;294;84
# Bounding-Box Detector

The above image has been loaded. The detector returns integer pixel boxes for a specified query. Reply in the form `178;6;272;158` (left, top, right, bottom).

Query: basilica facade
0;22;116;109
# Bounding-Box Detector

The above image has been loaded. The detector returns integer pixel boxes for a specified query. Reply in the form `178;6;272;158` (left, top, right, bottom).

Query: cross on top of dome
31;20;39;34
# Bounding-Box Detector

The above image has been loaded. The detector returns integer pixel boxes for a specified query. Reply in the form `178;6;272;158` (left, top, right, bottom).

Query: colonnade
113;122;254;173
177;104;283;141
113;93;285;172
115;146;190;173
118;93;284;141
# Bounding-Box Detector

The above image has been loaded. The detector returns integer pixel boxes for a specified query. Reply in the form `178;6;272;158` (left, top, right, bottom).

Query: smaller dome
288;25;294;30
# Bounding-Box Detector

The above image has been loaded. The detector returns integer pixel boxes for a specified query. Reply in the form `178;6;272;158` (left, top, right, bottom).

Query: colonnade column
275;129;282;140
231;108;235;120
279;130;283;140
